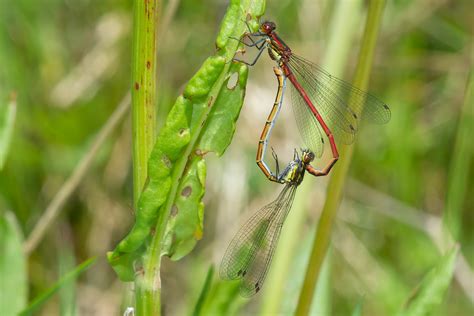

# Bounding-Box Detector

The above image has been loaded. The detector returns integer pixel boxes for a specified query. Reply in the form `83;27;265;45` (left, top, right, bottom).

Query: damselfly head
260;21;276;34
301;149;315;164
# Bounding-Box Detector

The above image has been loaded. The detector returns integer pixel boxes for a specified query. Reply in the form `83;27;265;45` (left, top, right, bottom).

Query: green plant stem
294;1;386;315
442;70;473;242
132;0;158;206
132;2;262;314
137;61;228;315
131;0;159;314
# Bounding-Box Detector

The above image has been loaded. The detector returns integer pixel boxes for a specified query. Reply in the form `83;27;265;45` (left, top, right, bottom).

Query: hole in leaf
178;128;188;137
227;72;238;89
134;264;144;277
195;149;209;157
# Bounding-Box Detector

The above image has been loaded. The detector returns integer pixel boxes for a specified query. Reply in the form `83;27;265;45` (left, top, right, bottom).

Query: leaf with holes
162;157;206;260
107;0;266;281
198;62;248;156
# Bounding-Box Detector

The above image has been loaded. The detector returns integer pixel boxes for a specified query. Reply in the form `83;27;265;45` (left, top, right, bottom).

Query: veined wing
288;54;391;146
220;184;297;297
290;83;325;158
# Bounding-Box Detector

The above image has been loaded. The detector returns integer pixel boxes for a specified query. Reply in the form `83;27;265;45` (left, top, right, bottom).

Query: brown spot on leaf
171;205;178;217
181;186;192;197
134;82;140;90
135;265;144;277
195;149;209;157
207;96;214;107
146;60;151;69
178;128;187;136
162;155;171;168
194;227;203;240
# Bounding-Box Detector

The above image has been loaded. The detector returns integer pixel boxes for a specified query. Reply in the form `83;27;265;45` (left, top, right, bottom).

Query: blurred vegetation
0;0;472;315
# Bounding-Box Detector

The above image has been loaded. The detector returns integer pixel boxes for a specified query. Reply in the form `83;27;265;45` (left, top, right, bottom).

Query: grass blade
0;210;27;315
442;71;474;241
58;246;78;316
352;300;363;316
192;265;215;316
0;93;16;169
19;257;96;316
397;246;459;316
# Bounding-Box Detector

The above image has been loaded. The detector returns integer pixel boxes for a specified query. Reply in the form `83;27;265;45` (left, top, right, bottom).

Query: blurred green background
0;0;472;315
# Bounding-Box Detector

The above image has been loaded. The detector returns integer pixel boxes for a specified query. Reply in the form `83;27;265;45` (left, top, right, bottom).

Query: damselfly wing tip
255;282;260;293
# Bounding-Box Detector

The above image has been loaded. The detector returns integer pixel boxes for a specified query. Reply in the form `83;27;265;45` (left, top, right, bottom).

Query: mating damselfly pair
220;20;391;297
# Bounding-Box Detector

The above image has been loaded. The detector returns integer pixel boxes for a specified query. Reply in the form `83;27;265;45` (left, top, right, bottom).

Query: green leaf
397;246;459;316
192;265;215;316
215;0;265;49
196;278;247;316
162;157;206;260
0;94;17;169
351;300;363;316
443;72;474;240
0;210;27;315
58;248;78;316
108;0;265;281
198;63;248;156
311;251;332;316
19;257;96;316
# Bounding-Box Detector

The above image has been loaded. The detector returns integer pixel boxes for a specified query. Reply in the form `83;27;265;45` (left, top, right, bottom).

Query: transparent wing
288;55;391;145
291;84;325;158
220;184;297;297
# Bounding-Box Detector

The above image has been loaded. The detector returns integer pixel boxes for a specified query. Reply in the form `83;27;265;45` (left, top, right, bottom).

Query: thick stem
131;0;159;314
294;1;386;315
132;0;158;206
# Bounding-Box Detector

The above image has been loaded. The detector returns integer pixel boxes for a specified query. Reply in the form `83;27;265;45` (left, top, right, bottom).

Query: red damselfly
220;148;325;297
221;69;338;296
257;67;337;181
236;21;391;178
